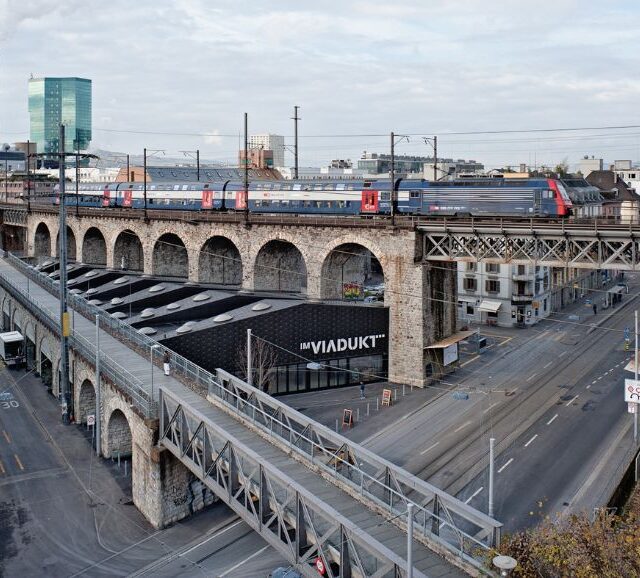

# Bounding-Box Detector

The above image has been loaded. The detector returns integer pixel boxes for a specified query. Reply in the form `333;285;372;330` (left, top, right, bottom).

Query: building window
466;304;475;315
486;280;500;293
517;265;525;275
463;277;477;291
486;263;499;273
466;262;477;272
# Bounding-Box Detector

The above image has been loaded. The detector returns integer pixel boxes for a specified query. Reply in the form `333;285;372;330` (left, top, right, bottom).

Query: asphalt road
0;367;284;578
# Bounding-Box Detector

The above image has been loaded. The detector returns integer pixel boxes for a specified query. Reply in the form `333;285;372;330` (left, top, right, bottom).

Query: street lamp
150;344;160;401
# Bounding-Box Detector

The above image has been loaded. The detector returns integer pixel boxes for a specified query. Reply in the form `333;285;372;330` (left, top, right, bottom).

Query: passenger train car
53;177;573;217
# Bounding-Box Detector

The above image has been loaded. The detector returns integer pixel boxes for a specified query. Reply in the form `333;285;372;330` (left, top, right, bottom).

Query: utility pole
292;105;300;179
489;437;495;518
143;147;147;220
75;144;80;217
126;153;130;182
390;131;395;225
407;502;414;578
433;135;438;181
58;124;71;424
197;149;200;181
635;310;638;443
244;112;249;222
26;140;31;213
247;328;252;386
95;314;101;456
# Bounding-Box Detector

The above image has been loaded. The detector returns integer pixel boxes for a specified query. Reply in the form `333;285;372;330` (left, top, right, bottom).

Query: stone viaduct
26;210;457;387
0;281;215;527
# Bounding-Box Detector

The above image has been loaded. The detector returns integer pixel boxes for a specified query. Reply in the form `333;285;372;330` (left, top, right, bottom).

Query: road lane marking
566;394;579;406
2;430;10;443
524;434;538;447
591;380;597;385
586;384;591;389
559;351;568;357
543;362;553;369
13;454;24;470
526;373;538;382
465;486;484;504
454;420;472;433
0;460;4;475
219;545;270;577
546;414;558;425
498;458;514;473
420;441;440;455
597;376;602;381
460;355;479;367
483;402;499;414
181;519;244;556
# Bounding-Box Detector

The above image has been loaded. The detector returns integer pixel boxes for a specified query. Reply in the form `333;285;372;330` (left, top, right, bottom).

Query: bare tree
236;334;279;393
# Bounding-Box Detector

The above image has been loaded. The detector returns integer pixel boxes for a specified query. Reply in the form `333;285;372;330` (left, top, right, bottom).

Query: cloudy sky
1;0;640;170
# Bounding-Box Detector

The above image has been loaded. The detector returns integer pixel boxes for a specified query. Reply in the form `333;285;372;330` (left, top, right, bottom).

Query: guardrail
208;369;502;570
0;264;156;417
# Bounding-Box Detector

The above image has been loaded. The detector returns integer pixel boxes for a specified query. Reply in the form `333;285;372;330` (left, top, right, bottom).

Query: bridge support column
134;444;216;529
387;260;457;387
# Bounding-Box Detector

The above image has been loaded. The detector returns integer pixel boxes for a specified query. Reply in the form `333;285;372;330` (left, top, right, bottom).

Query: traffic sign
87;414;96;426
625;327;631;341
625;379;640;403
629;403;637;414
315;557;326;575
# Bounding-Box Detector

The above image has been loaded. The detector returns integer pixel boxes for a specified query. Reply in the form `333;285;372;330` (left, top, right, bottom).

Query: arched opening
82;227;107;265
40;354;52;390
199;236;242;285
77;379;96;424
113;230;144;272
34;222;51;259
254;240;307;293
153;233;188;278
25;330;36;371
107;409;132;458
321;243;384;301
55;226;77;261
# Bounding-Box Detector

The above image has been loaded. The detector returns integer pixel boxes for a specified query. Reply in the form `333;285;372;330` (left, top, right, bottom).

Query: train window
410;190;421;198
282;184;292;191
293;184;301;191
324;184;334;191
347;184;355;190
255;200;262;207
381;192;390;200
363;181;372;188
314;184;323;191
337;200;345;208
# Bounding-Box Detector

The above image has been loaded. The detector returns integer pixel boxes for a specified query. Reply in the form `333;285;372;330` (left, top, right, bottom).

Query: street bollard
367;402;370;416
376;397;379;411
403;384;406;396
394;389;398;402
117;452;121;468
357;408;360;422
335;418;339;433
124;460;128;477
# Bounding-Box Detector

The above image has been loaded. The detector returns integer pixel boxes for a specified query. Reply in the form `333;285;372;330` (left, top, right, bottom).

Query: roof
586;170;640;202
142;166;281;182
425;330;476;349
0;331;23;342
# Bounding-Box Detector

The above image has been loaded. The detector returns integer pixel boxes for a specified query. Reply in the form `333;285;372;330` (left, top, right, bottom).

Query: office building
28;77;92;165
249;134;285;168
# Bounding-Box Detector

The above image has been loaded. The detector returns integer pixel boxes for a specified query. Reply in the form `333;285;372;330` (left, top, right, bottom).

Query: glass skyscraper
28;77;92;161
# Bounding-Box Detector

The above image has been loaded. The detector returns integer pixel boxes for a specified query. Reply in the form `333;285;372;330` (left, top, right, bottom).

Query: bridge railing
209;369;502;570
7;253;214;401
0;264;156;417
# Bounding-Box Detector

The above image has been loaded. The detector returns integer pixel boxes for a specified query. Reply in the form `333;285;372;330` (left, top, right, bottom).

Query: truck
0;331;25;367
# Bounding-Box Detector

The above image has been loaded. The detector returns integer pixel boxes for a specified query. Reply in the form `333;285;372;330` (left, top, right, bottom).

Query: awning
477;300;502;313
458;296;476;304
609;285;626;294
426;330;476;349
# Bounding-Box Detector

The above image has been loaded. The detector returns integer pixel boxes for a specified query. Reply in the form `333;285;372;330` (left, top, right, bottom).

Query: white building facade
457;262;551;327
249;134;285;168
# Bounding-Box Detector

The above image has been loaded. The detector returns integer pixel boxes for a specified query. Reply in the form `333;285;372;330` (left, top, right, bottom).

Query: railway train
44;177;574;217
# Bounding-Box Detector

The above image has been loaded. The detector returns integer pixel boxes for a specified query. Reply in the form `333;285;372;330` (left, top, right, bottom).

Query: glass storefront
270;354;386;395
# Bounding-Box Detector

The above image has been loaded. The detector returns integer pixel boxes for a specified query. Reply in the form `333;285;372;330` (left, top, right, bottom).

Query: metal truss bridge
420;221;640;269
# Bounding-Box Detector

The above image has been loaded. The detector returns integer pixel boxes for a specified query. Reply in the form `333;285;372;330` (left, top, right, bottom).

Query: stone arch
107;408;132;458
55;226;77;261
254;239;307;293
153;233;188;278
320;241;385;301
34;222;51;258
77;379;96;424
82;227;107;265
198;236;242;285
39;335;53;389
113;229;144;272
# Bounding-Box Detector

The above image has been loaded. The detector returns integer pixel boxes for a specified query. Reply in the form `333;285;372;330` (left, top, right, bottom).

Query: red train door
202;189;213;209
361;190;378;213
235;190;247;210
102;187;110;207
123;189;133;207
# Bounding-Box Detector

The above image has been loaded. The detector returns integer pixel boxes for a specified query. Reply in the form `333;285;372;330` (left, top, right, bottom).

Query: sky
1;0;640;170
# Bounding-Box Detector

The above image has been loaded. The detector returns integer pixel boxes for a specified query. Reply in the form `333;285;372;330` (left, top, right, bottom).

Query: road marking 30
420;441;440;456
465;486;484;504
454;420;472;433
14;454;24;470
566;394;579;407
524;434;538;447
546;414;558;425
498;458;514;473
